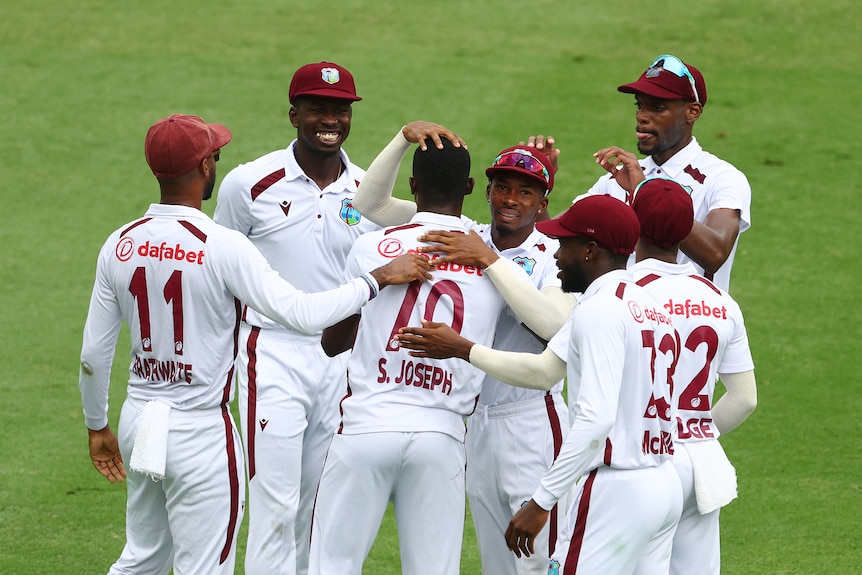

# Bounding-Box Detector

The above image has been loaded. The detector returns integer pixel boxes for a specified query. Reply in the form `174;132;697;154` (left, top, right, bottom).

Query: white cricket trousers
467;393;569;575
554;460;682;575
108;397;244;575
308;431;467;575
670;442;721;575
236;323;348;575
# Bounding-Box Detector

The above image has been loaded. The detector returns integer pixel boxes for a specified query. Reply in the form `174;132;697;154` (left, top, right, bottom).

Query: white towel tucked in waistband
686;439;738;514
129;400;171;481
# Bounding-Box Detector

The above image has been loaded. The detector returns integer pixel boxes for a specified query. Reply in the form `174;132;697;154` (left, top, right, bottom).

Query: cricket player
79;113;432;575
398;195;684;575
628;177;757;575
212;62;380;575
307;137;508;575
581;54;751;292
352;123;576;574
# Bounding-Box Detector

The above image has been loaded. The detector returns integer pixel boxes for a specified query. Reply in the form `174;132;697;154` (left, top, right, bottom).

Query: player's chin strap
712;370;757;434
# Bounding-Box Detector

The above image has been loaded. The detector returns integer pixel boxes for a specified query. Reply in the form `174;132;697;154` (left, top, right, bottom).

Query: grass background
1;0;859;573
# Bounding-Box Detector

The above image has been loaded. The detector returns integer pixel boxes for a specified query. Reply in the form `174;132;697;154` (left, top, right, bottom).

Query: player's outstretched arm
352;128;417;226
88;425;126;484
417;230;576;341
397;322;566;390
504;499;550;558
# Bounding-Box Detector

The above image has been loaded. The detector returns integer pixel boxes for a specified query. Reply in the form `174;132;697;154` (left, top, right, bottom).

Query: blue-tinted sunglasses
647;54;700;104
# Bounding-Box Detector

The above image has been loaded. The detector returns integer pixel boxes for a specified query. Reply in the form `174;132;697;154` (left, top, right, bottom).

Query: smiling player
213;62;380;575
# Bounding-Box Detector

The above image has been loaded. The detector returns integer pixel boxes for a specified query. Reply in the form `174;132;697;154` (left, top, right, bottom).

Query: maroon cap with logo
631;178;694;248
288;62;362;105
144;114;232;179
618;56;707;106
536;195;640;255
485;146;555;194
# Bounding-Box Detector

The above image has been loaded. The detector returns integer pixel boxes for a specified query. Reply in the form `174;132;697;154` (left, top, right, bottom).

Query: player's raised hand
370;253;434;289
520;135;560;174
504;499;549;558
593;146;645;195
417;230;499;268
88;425;126;483
402;121;467;151
396;320;474;361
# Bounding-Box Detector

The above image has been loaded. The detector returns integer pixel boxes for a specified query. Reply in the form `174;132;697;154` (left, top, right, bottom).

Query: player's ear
408;176;417;197
465;177;475;196
686;102;702;124
289;105;300;128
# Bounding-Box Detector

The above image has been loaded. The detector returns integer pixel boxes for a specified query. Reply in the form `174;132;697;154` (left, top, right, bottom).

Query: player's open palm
505;499;549;558
88;426;126;483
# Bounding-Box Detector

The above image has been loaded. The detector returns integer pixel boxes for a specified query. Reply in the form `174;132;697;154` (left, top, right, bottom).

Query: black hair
411;137;471;204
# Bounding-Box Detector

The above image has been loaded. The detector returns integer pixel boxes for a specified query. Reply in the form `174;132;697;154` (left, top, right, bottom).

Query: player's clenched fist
87;425;126;484
369;253;434;288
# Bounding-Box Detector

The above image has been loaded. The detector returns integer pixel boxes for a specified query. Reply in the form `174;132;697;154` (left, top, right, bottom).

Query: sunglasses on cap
646;54;700;104
491;150;550;186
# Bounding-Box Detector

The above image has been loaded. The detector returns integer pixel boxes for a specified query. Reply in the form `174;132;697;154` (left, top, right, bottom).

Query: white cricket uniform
213;141;378;575
538;269;682;575
631;259;755;575
79;204;379;575
467;224;569;575
308;212;506;575
580;137;751;291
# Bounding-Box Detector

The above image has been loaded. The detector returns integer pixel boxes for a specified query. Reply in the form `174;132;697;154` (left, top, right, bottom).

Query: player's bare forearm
402;121;467;151
369;253;434;289
88;425;126;483
504;500;549;558
416;230;499;268
395;320;473;361
680;209;740;274
321;314;360;357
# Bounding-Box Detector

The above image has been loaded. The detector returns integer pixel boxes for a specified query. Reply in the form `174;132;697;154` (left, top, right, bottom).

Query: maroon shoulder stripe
178;220;207;243
635;273;661;287
384;223;422;235
251;169;286;201
615;282;627;300
120;218;151;237
690;273;722;295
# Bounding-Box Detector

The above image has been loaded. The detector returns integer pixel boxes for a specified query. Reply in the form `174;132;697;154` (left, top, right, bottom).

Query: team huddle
79;56;757;575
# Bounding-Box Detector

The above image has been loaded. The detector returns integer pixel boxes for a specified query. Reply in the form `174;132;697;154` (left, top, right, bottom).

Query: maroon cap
289;62;362;105
618;55;707;106
630;178;694;248
486;146;555;193
536;195;640;255
145;114;232;179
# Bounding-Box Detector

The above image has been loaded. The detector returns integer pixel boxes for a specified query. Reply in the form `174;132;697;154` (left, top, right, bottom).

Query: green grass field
1;1;859;573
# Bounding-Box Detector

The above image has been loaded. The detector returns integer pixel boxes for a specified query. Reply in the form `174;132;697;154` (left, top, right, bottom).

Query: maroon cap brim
618;79;691;101
209;123;232;150
290;89;362;104
535;218;575;238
